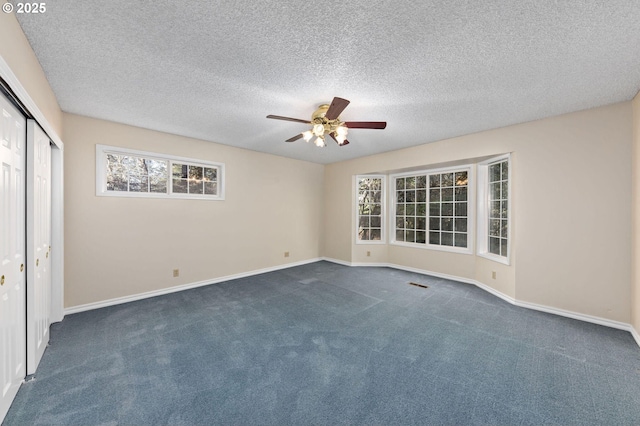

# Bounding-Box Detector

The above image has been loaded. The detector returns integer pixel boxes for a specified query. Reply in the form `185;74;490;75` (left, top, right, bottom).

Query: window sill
355;239;387;245
96;191;224;201
390;241;473;255
478;252;510;265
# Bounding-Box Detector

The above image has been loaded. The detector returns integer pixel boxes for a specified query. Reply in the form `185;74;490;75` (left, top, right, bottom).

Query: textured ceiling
15;0;640;164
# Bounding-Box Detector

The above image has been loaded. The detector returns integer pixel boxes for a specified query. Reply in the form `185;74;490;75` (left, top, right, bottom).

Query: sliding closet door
0;93;27;421
26;120;51;375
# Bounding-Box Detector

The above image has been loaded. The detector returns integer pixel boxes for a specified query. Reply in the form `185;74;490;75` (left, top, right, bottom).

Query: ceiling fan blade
325;97;350;120
329;132;350;146
285;133;304;142
343;121;387;129
267;115;310;124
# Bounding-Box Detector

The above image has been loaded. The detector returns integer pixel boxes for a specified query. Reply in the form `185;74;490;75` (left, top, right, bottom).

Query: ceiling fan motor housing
311;104;345;134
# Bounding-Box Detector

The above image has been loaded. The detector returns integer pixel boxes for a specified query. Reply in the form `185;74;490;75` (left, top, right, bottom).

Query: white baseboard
631;326;640;347
321;257;636;337
511;299;631;331
64;256;639;347
64;258;322;315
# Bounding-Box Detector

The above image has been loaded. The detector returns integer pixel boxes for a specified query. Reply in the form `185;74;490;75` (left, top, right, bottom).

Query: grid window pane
204;181;217;195
455;171;468;186
429;232;440;244
357;177;385;242
395;170;469;247
455;202;467;217
454;233;467;247
100;146;222;199
442;187;454;201
455;187;467;201
454;218;467;233
106;154;170;193
486;159;509;258
489;237;500;254
394;170;468;248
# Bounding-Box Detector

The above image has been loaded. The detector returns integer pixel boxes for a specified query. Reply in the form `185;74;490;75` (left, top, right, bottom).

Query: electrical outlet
284;251;290;258
173;269;179;278
491;271;496;279
367;251;371;257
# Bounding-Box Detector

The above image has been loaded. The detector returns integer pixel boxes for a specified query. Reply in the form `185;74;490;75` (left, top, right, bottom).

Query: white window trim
389;165;474;255
96;144;225;200
477;153;511;265
355;174;386;245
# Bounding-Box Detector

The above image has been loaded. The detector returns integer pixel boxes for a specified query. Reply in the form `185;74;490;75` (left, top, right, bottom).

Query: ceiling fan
266;97;386;147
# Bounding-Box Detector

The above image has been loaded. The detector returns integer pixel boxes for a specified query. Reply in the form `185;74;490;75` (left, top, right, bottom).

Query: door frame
0;57;64;324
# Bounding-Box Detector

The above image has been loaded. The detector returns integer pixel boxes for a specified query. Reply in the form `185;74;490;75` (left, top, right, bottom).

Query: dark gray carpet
4;261;640;425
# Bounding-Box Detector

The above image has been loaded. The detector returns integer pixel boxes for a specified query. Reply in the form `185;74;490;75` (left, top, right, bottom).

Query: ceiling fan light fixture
266;97;386;148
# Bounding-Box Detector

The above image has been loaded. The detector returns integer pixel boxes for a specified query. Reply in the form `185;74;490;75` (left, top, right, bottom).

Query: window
96;145;224;200
171;163;219;195
356;175;385;243
478;155;510;264
392;167;471;252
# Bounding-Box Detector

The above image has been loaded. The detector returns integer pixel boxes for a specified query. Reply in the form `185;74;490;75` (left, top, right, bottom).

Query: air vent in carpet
408;282;429;289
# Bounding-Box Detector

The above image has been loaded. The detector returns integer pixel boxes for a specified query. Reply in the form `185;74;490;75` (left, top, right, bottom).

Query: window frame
355;174;386;245
389;165;474;254
96;144;225;200
477;154;511;265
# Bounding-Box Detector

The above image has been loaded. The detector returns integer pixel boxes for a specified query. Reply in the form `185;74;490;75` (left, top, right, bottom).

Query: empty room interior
2;1;640;424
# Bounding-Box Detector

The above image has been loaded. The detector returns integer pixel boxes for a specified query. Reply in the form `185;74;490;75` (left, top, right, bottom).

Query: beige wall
632;92;640;333
324;102;632;323
0;13;62;135
63;113;324;308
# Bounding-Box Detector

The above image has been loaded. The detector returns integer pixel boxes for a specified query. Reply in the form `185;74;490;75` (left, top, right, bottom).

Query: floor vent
408;282;429;289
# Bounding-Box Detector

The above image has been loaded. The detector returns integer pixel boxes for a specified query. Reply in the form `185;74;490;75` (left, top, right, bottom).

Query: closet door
0;93;27;421
26;120;51;375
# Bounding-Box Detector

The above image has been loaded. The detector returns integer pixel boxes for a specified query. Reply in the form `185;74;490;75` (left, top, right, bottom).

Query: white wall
63;113;324;308
324;102;632;323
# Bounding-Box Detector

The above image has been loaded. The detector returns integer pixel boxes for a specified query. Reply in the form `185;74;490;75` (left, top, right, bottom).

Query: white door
0;93;27;421
26;120;51;375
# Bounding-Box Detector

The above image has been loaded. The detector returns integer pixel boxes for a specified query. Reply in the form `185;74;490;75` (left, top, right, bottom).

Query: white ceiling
15;1;640;164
